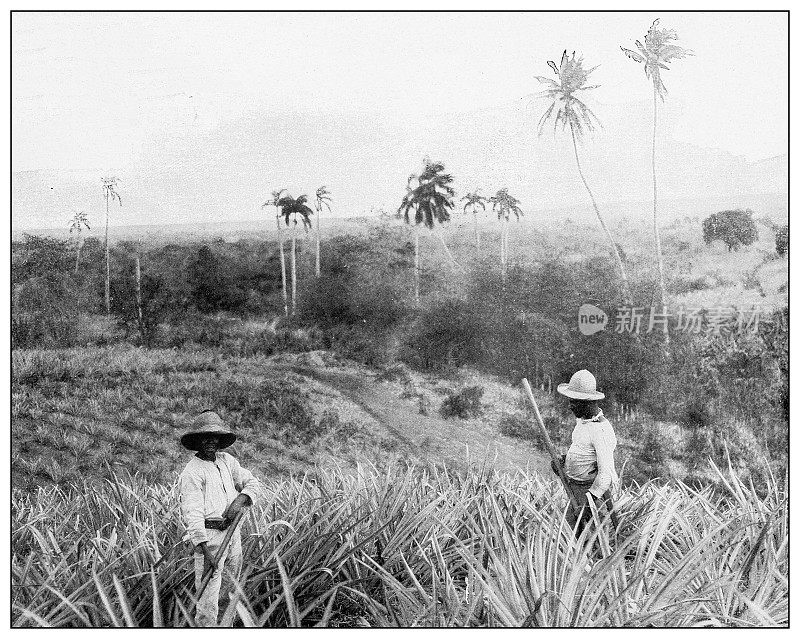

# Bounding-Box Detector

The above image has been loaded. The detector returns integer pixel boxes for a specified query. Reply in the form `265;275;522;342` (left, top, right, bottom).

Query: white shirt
564;409;619;498
178;451;264;546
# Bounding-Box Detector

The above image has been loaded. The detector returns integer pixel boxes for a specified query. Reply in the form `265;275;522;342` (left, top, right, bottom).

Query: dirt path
280;363;552;476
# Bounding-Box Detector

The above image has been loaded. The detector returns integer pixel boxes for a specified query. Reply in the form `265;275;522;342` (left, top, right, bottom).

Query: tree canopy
702;209;758;252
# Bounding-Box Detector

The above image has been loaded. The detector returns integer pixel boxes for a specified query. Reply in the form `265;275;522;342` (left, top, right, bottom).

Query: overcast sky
13;12;787;169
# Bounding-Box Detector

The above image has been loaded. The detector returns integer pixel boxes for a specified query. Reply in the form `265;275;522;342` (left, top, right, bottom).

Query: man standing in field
552;370;619;535
179;410;265;627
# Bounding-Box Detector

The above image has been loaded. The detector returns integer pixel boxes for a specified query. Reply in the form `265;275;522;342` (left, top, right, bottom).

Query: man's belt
566;476;595;487
204;517;230;531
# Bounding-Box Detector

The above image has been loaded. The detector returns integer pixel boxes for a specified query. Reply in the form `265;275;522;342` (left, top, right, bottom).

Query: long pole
195;510;246;603
521;378;581;512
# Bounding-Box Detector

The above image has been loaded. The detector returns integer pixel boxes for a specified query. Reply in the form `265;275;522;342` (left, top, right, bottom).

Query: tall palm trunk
433;227;464;272
276;213;288;317
473;211;480;249
315;207;321;277
74;231;82;274
135;254;143;337
291;220;297;313
104;192;110;314
414;226;420;304
500;220;506;283
570;126;631;303
652;84;667;310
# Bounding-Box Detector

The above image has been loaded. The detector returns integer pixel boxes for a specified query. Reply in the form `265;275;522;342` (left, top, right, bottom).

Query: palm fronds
398;159;455;229
315;186;333;213
68;211;90;234
535;50;602;139
489;188;523;222
101;177;122;207
277;194;315;231
621;19;693;100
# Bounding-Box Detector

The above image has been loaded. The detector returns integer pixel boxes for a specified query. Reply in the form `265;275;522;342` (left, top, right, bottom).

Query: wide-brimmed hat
557;370;605;400
180;411;237;451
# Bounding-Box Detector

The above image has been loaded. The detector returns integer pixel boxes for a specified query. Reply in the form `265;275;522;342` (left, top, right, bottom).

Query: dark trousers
552;456;616;538
564;479;615;538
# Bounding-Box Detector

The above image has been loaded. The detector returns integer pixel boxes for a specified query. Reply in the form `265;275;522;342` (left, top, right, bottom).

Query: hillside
11;346;553;490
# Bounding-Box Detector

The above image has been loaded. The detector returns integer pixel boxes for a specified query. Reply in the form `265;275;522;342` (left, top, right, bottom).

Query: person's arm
588;424;617;499
179;469;209;548
221;454;264;522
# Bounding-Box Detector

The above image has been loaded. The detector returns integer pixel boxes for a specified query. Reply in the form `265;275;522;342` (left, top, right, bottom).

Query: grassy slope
11;346;552;490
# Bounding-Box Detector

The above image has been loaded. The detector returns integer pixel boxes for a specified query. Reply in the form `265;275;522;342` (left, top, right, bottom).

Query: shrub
11;274;79;349
637;421;671;478
498;413;532;440
12;234;73;284
702;208;758;251
376;363;413;385
439;385;484;419
775;224;788;256
670;275;712;295
401;298;483;372
214;377;317;443
189;245;249;312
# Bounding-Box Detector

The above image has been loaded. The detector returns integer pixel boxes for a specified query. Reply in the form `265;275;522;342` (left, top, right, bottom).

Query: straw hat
180;411;237;451
557;370;605;400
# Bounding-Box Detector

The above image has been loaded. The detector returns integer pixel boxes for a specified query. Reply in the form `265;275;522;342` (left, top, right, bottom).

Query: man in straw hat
552;370;619;536
179;410;265;627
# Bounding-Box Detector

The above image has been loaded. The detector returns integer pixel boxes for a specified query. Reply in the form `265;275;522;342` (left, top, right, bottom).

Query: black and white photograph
10;9;789;628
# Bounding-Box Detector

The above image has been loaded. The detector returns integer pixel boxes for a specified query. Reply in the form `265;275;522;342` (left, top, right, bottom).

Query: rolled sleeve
227;454;265;507
179;469;208;546
588;424;617;498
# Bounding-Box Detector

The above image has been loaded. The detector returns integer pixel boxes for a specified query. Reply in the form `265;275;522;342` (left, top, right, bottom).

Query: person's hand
550;454;566;477
222;493;251;525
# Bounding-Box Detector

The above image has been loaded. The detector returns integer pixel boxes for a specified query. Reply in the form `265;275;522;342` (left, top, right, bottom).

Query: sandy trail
280;363;552;476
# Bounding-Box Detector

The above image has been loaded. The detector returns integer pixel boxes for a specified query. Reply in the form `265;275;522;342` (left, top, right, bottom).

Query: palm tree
277;193;314;313
535;51;631;303
314;186;332;277
398;159;461;304
489;188;523;283
622;19;692;308
263;189;288;317
68;210;90;274
101;177;122;314
461;190;488;249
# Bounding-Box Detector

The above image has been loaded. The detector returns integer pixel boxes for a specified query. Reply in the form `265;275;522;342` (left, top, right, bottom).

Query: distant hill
12;99;786;233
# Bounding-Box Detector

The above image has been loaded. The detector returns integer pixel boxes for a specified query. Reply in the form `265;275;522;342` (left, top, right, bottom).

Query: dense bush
189;245;248;312
702;208;758;251
401;298;483;371
775;224;788;256
439;385;484;419
11;234;73;284
11;274;80;348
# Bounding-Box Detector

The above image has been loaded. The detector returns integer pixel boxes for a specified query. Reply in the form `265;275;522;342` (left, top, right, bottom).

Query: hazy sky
13;12;787;170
